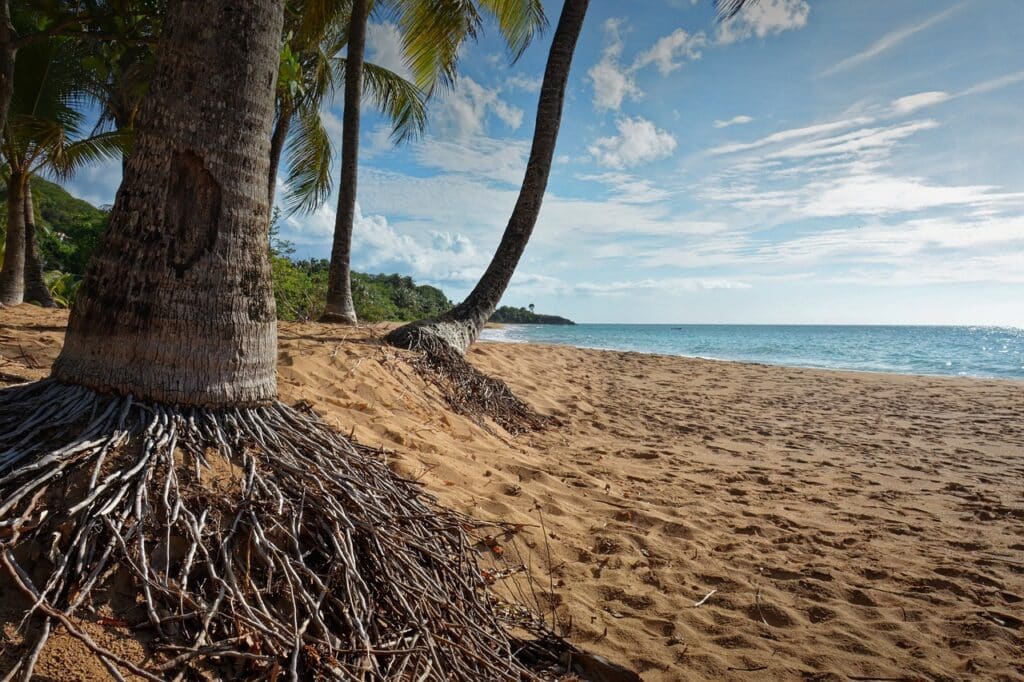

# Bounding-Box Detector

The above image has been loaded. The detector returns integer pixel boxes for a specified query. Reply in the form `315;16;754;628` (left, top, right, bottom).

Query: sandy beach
2;305;1023;681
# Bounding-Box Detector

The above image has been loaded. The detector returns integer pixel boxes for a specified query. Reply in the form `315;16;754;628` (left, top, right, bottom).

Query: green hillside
490;305;575;325
0;177;109;276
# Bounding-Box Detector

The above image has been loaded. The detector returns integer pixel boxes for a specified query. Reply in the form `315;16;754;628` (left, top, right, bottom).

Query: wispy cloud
961;69;1024;97
891;91;951;114
575;277;751;295
710;116;874;155
820;2;965;77
713;115;754;128
887;70;1024;116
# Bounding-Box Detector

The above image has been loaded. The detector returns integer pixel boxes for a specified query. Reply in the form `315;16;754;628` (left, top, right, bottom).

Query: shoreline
481;335;1024;384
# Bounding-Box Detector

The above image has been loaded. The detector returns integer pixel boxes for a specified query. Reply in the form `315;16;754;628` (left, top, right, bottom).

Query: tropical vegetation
490;305;574;325
2;180;452;321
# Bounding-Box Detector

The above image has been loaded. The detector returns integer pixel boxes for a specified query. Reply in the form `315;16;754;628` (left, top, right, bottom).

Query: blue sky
70;0;1024;325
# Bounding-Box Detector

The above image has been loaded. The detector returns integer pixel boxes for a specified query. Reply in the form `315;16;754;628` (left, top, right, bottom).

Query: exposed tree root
406;345;554;436
0;379;561;680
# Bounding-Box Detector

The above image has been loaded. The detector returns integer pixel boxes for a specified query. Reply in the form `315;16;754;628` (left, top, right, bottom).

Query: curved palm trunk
321;0;368;325
22;181;56;307
386;0;589;354
0;0;13;138
0;170;26;306
267;103;292;206
52;0;284;407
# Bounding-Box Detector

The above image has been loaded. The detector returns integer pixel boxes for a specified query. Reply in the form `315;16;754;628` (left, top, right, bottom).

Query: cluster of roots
406;346;554;437
0;379;563;680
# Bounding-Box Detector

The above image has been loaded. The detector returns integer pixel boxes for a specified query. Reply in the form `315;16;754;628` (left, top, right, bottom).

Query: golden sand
2;305;1023;680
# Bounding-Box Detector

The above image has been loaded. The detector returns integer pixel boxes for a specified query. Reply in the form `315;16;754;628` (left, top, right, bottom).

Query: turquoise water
479;324;1024;380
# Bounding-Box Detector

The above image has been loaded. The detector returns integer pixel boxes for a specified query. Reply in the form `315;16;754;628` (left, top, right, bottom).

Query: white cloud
632;28;706;75
750;215;1024;281
820;3;964;77
960;69;1024;97
800;174;1024;217
413;135;529;185
431;77;523;138
717;0;809;45
578;172;672;204
713;115;754;128
885;71;1024;118
491;99;524;129
891;91;950;115
504;73;543;93
589;20;706;112
321;107;344;140
701;112;1024;221
350;205;483;282
764;120;939;160
66;158;121;208
589;117;677;169
576;277;751;295
710;116;874;155
366;23;412;81
588;19;641;112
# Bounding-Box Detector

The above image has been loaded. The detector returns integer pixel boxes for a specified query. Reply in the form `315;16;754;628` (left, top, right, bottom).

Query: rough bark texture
386;0;589;354
22;182;56;307
52;0;285;407
267;103;291;206
0;171;26;306
321;0;367;325
0;0;13;139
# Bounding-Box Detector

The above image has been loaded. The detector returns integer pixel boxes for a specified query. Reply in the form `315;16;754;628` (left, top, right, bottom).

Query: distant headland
489;305;575;325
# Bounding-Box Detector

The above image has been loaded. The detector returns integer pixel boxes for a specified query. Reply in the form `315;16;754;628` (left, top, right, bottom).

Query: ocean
480;324;1024;380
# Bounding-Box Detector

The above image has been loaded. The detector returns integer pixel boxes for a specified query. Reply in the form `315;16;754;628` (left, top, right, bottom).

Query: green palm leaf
284;107;334;216
476;0;546;60
43;129;131;180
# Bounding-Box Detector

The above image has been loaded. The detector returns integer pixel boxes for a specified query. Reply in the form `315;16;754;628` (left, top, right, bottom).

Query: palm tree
51;3;282;402
0;1;159;146
270;11;427;214
321;0;547;324
81;11;160;171
0;0;12;136
22;181;56;306
0;2;552;677
0;34;124;306
386;0;589;353
386;0;760;353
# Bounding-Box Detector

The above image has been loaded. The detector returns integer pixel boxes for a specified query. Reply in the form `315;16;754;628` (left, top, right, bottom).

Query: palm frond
9;34;90;139
715;0;761;21
292;0;352;47
42;129;132;180
392;0;481;96
340;59;428;143
475;0;547;61
284;108;334;216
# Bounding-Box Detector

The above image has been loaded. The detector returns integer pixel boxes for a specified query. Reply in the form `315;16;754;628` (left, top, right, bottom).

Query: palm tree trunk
0;169;26;306
22;181;56;307
321;0;368;325
51;0;284;407
386;0;589;354
0;0;13;139
268;103;292;206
